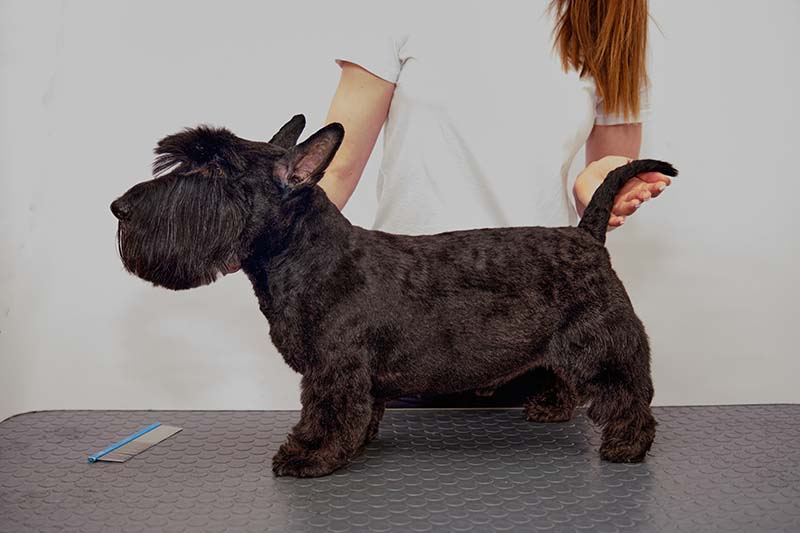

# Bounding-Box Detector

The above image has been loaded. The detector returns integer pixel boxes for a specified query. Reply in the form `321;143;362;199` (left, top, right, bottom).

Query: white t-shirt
336;3;650;235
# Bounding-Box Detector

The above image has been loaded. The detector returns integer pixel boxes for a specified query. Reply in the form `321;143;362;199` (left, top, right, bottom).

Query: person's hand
574;155;672;228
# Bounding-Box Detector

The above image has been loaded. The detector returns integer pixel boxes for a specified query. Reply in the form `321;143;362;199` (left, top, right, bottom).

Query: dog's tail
577;159;678;244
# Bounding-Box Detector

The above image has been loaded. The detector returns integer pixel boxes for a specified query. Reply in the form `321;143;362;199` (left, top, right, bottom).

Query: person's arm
319;62;396;210
586;122;642;163
574;123;672;227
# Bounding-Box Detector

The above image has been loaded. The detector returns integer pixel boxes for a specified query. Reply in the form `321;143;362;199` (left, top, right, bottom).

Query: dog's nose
110;199;131;221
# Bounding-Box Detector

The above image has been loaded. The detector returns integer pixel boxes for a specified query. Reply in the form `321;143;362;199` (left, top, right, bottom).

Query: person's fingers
638;171;672;185
625;188;642;202
646;181;667;199
608;215;625;226
613;198;640;216
607;171;672;226
607;168;674;226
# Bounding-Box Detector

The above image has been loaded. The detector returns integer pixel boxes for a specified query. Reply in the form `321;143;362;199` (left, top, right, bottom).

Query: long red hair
550;0;649;120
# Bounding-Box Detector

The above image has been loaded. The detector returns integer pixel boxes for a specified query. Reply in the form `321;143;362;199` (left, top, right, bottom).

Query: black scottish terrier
111;115;677;477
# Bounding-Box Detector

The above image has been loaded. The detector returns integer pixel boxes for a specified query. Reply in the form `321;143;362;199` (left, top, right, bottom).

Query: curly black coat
111;115;677;477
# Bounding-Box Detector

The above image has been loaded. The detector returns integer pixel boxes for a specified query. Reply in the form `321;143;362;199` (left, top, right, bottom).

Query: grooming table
1;406;798;532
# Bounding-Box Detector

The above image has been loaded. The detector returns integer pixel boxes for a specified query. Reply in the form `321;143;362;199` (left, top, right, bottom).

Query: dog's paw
599;439;651;463
598;425;655;463
525;405;572;422
598;415;656;463
524;391;576;423
272;451;344;478
524;401;575;423
272;443;347;478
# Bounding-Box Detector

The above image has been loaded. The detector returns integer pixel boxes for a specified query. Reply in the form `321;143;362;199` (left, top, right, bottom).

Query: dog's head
110;115;344;290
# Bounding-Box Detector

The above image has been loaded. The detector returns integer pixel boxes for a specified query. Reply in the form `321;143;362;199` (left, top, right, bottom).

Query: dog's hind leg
585;355;656;463
523;366;578;423
272;363;374;478
363;400;385;446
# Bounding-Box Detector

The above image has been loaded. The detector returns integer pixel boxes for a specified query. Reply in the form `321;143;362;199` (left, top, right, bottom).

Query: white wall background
1;1;798;422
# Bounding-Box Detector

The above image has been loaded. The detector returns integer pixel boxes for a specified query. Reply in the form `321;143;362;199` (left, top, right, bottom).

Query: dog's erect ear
268;114;306;149
153;125;246;178
274;123;344;190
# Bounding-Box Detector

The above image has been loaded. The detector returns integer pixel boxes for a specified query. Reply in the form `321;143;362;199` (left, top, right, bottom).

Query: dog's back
344;224;630;398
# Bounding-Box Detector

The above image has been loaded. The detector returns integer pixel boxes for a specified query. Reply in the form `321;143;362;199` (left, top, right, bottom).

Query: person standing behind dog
317;0;672;406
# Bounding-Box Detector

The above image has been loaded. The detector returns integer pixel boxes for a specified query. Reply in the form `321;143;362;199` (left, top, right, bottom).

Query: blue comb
88;422;182;463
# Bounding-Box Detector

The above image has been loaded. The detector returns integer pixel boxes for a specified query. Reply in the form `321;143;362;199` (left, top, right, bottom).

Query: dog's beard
115;175;248;290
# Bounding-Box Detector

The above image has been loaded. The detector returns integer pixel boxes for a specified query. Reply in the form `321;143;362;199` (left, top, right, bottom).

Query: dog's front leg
272;362;373;478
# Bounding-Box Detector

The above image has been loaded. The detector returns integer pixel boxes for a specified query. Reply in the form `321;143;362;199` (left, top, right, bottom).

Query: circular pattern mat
1;406;798;532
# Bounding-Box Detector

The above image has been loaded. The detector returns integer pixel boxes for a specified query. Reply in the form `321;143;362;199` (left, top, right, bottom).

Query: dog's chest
255;297;311;374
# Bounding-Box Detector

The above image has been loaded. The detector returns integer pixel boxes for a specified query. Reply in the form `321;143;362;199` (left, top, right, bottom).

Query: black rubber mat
1;406;798;532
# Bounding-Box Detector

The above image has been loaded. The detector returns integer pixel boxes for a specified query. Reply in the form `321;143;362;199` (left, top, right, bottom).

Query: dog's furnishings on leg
273;366;374;477
585;339;657;463
523;367;579;423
